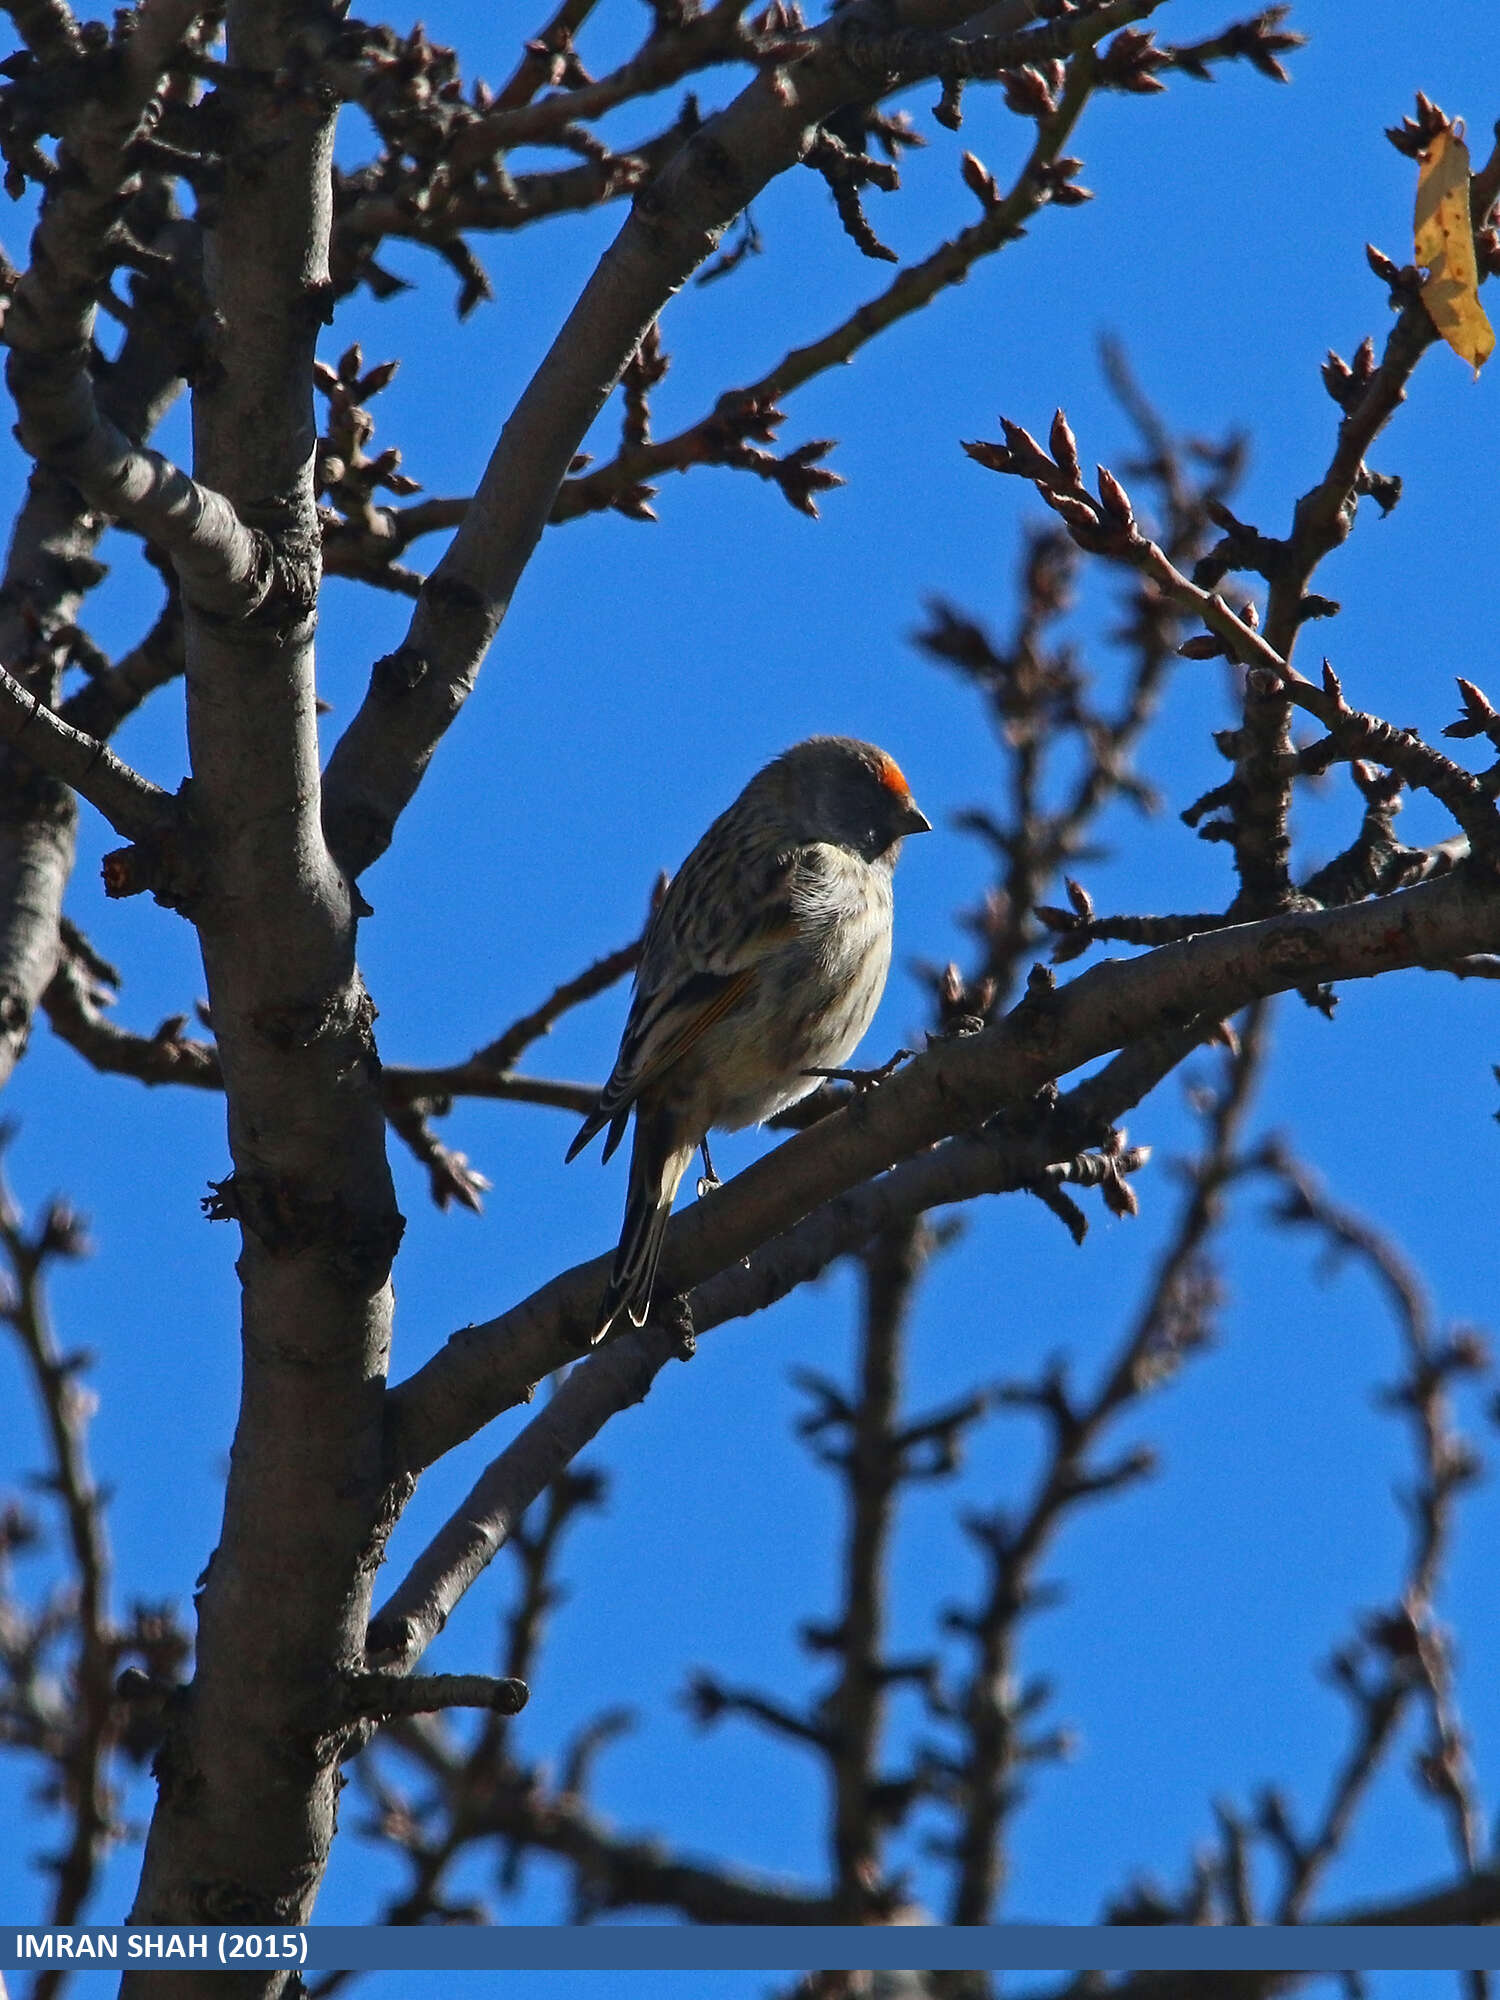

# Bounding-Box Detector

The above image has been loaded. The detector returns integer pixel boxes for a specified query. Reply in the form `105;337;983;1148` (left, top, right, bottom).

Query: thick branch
554;53;1099;526
370;1314;692;1670
320;0;1156;876
372;1025;1205;1668
447;0;805;167
3;0;272;617
386;870;1500;1478
0;203;200;1095
122;0;399;1951
0;668;176;843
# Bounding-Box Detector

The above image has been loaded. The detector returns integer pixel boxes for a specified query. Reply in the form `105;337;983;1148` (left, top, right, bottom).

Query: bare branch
1224;660;1295;914
55;589;184;745
380;926;644;1202
0;198;204;1092
554;52;1100;527
1259;129;1500;663
1252;1149;1488;1915
446;0;809;168
370;1024;1193;1672
965;417;1500;860
383;1097;492;1214
1014;1868;1500;2000
942;1006;1268;1922
343;1671;527;1720
383;1747;848;1922
331;115;697;302
320;0;1164;877
346;1443;606;1927
0;668;177;844
0;1157;115;1946
3;0;272;616
385;867;1500;1477
463;929;644;1074
491;0;603;113
40;915;602;1235
383;1068;598;1116
1;0;83;60
40;923;218;1087
369;1307;696;1673
825;1219;932;1917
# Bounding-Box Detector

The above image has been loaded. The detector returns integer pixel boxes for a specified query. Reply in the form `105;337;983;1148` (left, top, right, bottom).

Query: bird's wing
602;965;757;1124
567;820;800;1161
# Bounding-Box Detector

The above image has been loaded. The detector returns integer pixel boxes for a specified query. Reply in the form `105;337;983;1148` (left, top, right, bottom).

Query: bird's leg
696;1136;722;1200
803;1047;915;1093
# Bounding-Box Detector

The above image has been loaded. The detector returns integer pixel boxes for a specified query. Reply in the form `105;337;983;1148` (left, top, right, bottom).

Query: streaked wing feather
579;816;800;1148
602;964;755;1112
599;1104;632;1166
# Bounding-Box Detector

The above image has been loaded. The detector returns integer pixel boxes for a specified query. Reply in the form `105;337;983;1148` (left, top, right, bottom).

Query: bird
568;735;930;1342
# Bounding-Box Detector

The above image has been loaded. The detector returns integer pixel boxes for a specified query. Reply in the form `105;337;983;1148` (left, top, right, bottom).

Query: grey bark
120;0;401;1961
318;0;1127;875
121;2;1151;1959
0;209;202;1088
0;0;1456;1961
385;864;1500;1475
3;0;271;618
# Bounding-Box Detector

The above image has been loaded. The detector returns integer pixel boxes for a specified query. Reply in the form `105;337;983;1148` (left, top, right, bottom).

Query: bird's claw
803;1047;914;1093
927;1013;986;1042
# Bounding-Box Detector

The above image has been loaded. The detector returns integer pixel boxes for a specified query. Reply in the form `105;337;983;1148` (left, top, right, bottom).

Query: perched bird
568;735;930;1342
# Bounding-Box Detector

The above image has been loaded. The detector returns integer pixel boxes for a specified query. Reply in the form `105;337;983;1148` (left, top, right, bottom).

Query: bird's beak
902;803;933;835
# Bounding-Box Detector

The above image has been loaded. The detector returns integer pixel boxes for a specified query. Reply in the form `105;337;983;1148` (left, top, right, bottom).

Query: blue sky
1;0;1498;1964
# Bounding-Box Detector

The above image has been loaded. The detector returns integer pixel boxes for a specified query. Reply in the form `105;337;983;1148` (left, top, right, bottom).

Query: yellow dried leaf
1414;127;1495;374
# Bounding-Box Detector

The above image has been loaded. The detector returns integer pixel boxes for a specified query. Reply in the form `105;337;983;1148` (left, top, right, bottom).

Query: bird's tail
593;1106;694;1343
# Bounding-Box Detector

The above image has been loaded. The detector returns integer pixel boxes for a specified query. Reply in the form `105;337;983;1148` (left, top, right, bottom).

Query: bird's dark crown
752;735;930;860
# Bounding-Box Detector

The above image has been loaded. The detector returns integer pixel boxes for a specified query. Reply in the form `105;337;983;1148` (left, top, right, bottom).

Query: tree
0;0;1496;1988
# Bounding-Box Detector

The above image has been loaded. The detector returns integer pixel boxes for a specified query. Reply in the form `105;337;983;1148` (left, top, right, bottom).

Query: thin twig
4;0;271;614
384;865;1500;1477
943;1005;1269;1922
0;669;177;846
1254;1149;1487;1918
0;1160;115;1960
554;56;1101;527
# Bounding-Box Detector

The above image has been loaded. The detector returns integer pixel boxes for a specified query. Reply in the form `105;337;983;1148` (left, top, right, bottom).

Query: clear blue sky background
1;0;1498;1973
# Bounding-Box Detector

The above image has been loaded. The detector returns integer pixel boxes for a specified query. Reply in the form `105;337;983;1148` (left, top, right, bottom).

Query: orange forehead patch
876;753;912;799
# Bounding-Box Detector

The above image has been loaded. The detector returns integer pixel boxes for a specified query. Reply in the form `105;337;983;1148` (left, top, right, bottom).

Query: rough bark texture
120;0;401;1963
2;0;1493;1960
0;230;196;1084
318;0;1138;875
384;863;1500;1473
